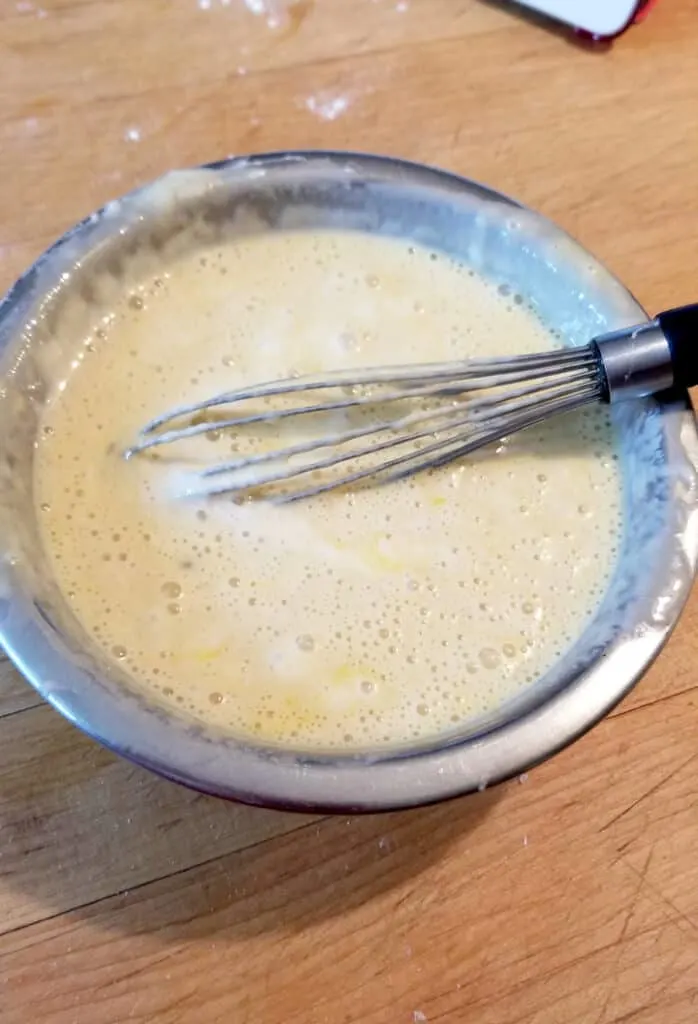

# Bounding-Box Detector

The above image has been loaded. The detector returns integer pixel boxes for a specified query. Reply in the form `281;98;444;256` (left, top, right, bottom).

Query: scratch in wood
612;680;698;719
101;947;181;989
610;989;695;1024
589;847;655;1024
609;838;635;868
643;879;698;938
620;845;654;945
0;699;45;722
598;752;698;834
646;950;685;1008
591;985;615;1024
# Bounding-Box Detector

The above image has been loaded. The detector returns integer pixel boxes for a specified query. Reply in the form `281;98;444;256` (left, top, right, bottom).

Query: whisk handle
657;303;698;390
594;305;698;401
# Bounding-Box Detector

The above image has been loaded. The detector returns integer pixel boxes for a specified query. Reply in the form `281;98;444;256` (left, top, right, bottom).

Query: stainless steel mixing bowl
1;151;696;812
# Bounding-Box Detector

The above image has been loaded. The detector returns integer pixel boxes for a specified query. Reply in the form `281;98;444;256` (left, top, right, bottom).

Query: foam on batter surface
34;229;622;750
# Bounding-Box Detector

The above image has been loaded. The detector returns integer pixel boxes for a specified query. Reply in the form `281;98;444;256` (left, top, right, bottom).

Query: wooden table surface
2;1;698;1021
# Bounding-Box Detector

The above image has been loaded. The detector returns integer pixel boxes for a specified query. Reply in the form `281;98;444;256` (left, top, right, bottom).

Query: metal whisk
125;304;698;502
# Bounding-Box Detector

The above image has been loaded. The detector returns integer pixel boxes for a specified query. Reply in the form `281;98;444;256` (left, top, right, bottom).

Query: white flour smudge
243;0;286;29
304;91;351;122
16;0;48;13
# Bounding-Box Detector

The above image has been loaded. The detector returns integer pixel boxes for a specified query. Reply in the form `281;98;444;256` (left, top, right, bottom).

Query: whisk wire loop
125;344;605;501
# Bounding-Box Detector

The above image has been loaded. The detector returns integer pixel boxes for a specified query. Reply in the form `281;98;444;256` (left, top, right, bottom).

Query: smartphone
506;0;657;40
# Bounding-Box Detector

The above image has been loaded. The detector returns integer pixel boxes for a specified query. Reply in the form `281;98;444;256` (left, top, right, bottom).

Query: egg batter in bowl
1;153;696;808
34;229;622;752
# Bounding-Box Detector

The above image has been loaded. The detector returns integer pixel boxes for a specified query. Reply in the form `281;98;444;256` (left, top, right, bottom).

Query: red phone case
574;0;659;42
510;0;659;43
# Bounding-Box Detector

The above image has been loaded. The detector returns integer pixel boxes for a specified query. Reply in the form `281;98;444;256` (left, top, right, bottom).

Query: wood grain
1;0;698;1021
2;690;698;1023
0;653;42;717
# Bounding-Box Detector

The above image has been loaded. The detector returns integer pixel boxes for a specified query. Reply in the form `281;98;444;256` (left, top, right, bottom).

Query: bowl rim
1;149;697;812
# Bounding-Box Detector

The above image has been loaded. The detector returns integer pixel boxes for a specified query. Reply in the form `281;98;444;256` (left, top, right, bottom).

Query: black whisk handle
657;303;698;390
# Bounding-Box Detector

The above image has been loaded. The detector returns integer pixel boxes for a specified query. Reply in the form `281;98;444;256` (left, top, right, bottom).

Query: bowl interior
0;152;696;809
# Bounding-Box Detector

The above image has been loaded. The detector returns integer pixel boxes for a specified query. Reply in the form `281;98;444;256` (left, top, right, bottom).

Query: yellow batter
34;230;622;750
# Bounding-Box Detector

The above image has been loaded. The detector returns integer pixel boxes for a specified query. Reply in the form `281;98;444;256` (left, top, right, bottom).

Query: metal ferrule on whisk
593;320;674;402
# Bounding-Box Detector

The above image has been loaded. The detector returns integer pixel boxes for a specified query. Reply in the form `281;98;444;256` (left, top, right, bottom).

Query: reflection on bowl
0;152;697;811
